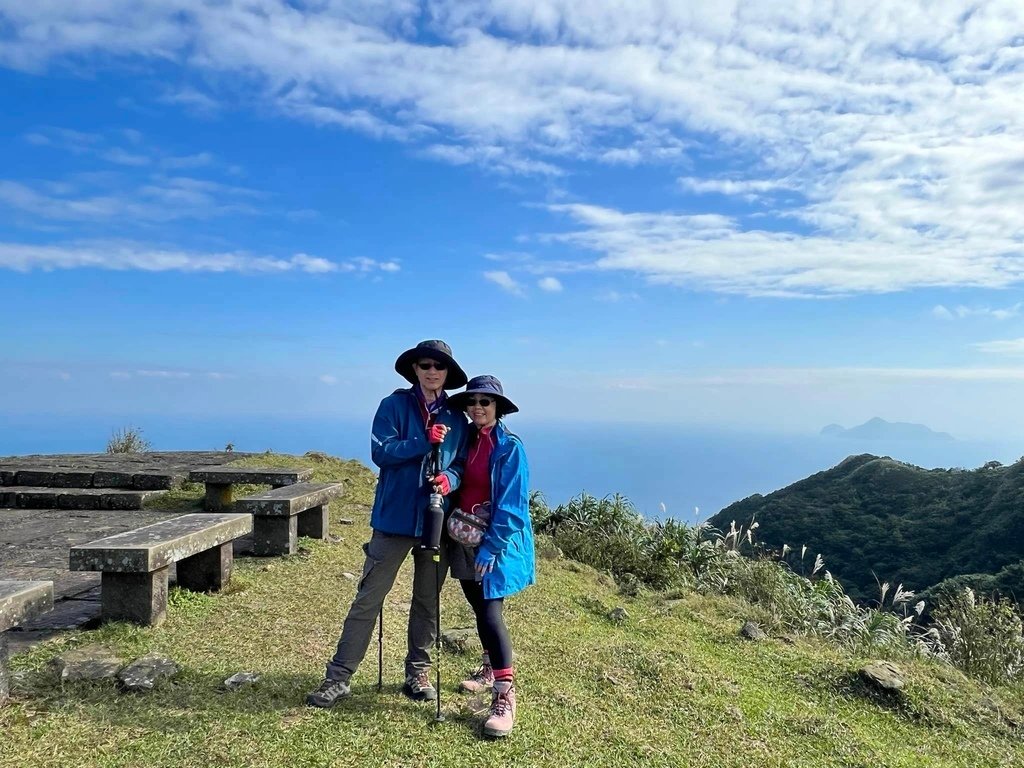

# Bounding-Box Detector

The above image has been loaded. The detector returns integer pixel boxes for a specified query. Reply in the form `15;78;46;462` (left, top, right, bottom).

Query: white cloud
137;369;191;379
537;276;563;292
678;177;790;197
544;202;1024;297
161;152;215;170
319;374;339;385
0;241;383;275
0;175;262;223
597;289;640;302
4;2;1024;288
108;367;233;379
421;144;562;176
935;303;1022;321
102;148;150;166
484;270;525;295
609;366;1024;390
972;338;1024;356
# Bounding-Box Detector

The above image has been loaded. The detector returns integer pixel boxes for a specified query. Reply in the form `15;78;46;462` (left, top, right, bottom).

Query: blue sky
3;1;1024;441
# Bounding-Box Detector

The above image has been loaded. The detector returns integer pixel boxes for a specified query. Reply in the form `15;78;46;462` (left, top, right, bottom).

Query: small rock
617;572;641;597
608;607;629;623
337;518;354;526
326;535;344;544
52;644;123;683
740;621;766;641
538;544;563;561
440;628;480;654
341;572;357;581
859;661;904;693
223;671;260;691
460;694;490;716
978;695;1020;728
117;653;179;692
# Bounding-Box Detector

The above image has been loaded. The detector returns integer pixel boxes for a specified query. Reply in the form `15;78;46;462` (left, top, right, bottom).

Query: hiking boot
305;677;351;708
402;670;437;702
459;662;495;693
482;680;516;737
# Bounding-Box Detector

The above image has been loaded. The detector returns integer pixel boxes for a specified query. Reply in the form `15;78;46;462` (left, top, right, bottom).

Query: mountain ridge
709;453;1024;602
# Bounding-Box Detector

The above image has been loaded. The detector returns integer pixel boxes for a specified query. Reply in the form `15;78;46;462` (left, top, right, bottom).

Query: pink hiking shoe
458;659;494;693
482;680;516;738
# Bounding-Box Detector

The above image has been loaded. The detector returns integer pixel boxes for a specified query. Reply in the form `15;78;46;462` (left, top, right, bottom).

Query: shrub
106;425;152;454
932;588;1024;684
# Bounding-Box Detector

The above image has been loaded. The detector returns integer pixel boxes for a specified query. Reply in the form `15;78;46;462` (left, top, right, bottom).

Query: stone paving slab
0;451;252;473
2;487;167;510
0;567;100;598
0;452;255;496
14;470;95;488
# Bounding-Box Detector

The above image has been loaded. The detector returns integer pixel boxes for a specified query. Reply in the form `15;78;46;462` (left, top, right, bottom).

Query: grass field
2;453;1023;768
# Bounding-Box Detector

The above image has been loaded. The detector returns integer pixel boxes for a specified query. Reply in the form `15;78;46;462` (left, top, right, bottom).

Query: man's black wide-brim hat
394;339;468;390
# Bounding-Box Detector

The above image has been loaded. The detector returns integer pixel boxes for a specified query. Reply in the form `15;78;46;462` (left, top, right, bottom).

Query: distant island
820;416;955;442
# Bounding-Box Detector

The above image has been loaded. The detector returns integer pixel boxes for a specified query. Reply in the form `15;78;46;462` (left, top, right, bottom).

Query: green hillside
2;453;1023;767
709;454;1024;603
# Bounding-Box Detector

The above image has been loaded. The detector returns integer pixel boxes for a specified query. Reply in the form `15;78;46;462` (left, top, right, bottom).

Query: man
307;340;468;708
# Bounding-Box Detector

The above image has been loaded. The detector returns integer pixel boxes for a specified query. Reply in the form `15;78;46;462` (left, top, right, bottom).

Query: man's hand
430;474;451;495
427;423;449;444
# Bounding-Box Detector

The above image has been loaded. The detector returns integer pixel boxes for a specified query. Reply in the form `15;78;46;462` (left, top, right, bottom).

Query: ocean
1;412;1019;521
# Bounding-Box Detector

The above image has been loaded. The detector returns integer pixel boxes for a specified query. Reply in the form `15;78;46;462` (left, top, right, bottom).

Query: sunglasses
466;397;494;407
415;360;448;371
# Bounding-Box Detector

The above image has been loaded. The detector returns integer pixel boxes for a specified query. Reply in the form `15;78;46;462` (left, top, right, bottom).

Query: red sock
493;667;514;683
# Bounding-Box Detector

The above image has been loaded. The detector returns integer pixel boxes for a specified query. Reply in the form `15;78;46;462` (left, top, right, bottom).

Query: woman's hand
474;549;496;577
430;474;451;495
427;423;449;444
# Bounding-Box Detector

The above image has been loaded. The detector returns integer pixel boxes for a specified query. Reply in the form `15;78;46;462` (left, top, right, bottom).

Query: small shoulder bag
447;502;492;547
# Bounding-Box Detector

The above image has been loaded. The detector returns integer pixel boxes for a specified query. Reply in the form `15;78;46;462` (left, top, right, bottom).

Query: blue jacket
477;421;536;600
369;388;467;538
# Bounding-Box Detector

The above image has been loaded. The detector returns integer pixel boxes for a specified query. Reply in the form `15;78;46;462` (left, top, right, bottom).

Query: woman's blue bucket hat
448;374;519;414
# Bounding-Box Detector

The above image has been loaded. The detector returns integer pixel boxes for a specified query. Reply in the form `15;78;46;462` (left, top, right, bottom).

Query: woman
436;374;534;738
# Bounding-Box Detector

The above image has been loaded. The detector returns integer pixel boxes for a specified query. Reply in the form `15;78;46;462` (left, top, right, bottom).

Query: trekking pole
377;607;384;692
422;440;446;723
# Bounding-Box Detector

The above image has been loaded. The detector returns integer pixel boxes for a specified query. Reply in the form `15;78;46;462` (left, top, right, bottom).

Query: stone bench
69;513;252;626
188;467;314;511
1;580;54;705
236;482;345;556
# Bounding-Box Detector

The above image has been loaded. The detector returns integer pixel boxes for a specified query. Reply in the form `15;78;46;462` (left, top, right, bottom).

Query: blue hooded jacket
476;420;536;600
369;388;467;538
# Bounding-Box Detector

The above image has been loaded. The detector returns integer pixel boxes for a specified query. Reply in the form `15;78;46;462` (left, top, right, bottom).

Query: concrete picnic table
187;467;315;511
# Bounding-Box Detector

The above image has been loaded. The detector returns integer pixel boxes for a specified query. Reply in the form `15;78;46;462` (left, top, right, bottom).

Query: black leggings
459;579;513;671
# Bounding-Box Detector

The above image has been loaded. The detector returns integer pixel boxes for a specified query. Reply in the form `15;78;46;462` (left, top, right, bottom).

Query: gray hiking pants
326;530;449;682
